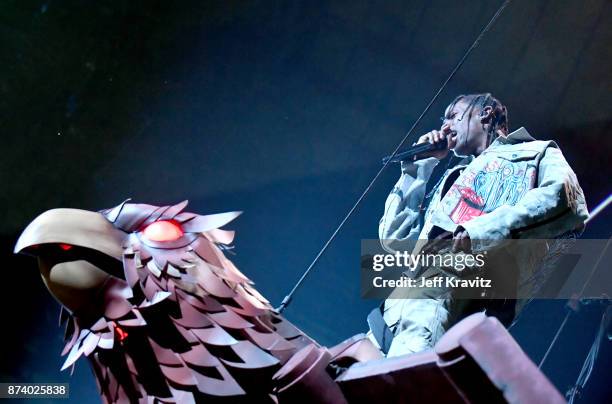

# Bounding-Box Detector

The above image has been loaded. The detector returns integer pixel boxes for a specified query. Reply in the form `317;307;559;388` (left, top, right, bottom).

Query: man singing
368;93;589;357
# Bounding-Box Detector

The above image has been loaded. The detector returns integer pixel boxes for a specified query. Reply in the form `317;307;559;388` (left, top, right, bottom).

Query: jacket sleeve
379;158;439;252
460;145;589;250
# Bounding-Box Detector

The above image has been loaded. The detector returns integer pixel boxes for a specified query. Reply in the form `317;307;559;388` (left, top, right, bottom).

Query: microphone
382;138;448;165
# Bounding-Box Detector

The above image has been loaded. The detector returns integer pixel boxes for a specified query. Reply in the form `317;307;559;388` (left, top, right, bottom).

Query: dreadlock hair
446;93;509;144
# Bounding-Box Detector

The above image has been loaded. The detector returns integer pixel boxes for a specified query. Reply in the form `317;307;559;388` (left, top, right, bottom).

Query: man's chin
452;145;472;157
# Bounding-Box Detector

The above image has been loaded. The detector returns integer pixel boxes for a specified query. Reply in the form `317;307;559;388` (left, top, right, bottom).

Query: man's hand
452;229;471;253
421;228;472;254
414;124;457;160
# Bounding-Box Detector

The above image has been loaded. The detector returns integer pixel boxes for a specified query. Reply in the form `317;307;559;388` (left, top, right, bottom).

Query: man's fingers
417;129;448;145
435;131;446;143
451;231;472;253
433;130;443;143
427;132;435;143
415;129;451;159
435;231;453;239
451;238;461;253
417;133;432;145
416;133;426;144
447;133;457;149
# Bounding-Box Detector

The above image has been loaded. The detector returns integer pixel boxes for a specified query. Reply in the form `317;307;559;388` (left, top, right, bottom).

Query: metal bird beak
14;208;126;259
14;208;127;316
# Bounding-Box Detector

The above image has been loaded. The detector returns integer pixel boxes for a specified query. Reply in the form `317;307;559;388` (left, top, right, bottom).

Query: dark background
1;0;610;402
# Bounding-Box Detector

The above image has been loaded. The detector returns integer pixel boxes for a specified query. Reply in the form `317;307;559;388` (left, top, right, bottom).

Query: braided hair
446;93;509;144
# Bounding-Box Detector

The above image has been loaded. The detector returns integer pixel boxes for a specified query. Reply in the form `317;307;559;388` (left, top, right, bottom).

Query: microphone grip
382;138;448;165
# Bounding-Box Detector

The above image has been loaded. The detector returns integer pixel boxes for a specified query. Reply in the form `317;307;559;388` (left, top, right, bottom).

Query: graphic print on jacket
444;157;537;225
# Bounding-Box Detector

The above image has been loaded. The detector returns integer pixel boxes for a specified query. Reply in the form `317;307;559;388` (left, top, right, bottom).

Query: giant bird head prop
15;200;249;324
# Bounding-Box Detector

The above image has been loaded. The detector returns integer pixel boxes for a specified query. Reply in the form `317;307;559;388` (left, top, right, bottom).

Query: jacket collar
491;127;536;145
452;127;536;159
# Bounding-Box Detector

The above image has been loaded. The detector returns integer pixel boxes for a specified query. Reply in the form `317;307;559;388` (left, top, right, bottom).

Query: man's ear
479;106;494;123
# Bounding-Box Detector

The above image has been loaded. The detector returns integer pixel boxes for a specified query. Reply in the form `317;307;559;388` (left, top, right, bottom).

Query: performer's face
443;100;489;156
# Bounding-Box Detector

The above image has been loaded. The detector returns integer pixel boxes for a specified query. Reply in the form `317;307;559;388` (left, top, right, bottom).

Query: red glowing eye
59;244;73;251
115;326;128;342
142;220;184;241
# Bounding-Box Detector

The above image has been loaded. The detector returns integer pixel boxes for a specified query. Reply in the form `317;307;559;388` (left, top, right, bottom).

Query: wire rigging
538;235;611;369
536;195;612;368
